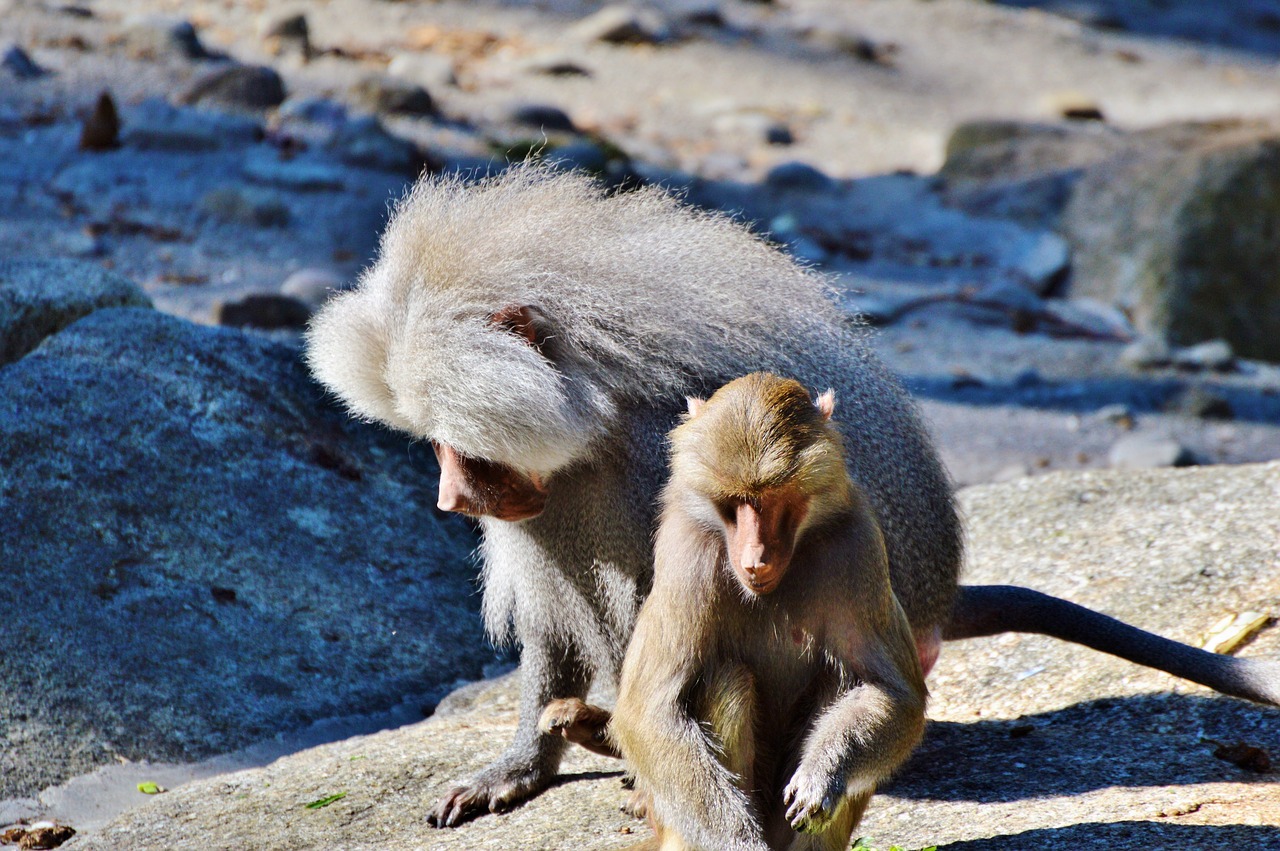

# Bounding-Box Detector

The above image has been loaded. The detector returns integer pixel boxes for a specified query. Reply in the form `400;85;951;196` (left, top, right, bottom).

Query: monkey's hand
782;763;844;835
538;697;618;757
426;761;551;828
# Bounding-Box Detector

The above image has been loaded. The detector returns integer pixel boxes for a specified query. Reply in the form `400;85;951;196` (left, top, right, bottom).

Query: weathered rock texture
942;119;1280;361
0;259;150;366
68;463;1280;850
0;304;486;800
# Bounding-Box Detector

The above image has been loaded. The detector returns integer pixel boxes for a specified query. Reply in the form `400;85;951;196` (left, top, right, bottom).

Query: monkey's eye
713;500;736;525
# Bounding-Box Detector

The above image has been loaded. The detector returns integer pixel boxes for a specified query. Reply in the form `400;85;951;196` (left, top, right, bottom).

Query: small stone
79;91;121;151
1172;339;1235;372
807;30;898;65
765;161;834;192
1010;232;1070;295
349;75;436;117
215;293;312;330
508;103;576;133
387;53;457;88
1042;90;1106;122
327;116;426;174
570;5;672;45
280;268;343;307
200;186;290;228
59;230;109;258
675;3;726;27
1169;387;1234;420
2;43;46;79
1108;434;1194;470
180;64;286;111
521;53;592;78
1091;403;1135;429
1119;335;1173;370
118;15;210;61
765;122;794;146
260;11;310;58
976;281;1045;314
243;156;345;192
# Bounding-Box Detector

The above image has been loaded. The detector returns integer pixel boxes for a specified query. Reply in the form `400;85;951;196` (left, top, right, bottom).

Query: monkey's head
670;373;848;597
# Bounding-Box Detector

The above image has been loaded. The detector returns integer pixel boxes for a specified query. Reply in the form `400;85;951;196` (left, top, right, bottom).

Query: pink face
720;489;810;596
432;442;549;522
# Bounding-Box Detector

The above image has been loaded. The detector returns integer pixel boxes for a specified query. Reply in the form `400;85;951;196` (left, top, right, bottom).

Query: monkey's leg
947;584;1280;706
539;697;621;758
427;637;589;827
699;664;758;786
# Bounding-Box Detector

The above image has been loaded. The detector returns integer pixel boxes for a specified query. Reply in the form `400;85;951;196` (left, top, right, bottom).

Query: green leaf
304;792;347;810
136;781;164;795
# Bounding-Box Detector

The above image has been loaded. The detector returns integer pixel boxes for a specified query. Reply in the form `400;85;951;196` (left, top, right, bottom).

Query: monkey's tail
945;584;1280;708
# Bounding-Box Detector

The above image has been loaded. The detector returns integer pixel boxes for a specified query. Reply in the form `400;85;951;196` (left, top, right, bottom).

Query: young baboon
610;373;927;851
305;164;1280;826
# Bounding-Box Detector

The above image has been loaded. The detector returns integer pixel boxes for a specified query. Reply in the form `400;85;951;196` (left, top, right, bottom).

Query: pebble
276;97;348;128
1009;232;1070;295
280;268;344;307
2;43;46;79
1119;335;1173;369
349;76;436;117
79;91;121;151
508;103;576;133
1168;386;1234;420
570;5;673;45
1108;434;1194;470
327;116;425;174
180;64;287;111
1042;90;1106;122
520;53;592;78
1172;339;1235;372
765;122;794;145
1042;298;1134;339
764;160;834;192
1091;403;1135;429
118;15;210;61
215;293;312;330
260;11;311;58
387;53;458;89
200;186;290;228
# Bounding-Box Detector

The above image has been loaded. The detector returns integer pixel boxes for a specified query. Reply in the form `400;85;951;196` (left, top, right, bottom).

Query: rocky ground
2;0;1279;849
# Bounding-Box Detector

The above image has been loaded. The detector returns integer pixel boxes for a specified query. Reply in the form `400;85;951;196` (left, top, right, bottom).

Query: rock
326;116;426;174
1172;339;1235;372
74;463;1280;849
1041;90;1106;122
1;43;46;79
764;160;834;192
0;259;150;366
1107;433;1194;469
387;52;458;89
1061;121;1280;362
508;103;576;133
276;96;348;128
521;53;592;77
349;75;436;117
215;293;311;329
279;268;343;307
1168;386;1234;420
259;10;310;58
1091;403;1136;429
116;15;210;61
78;91;121;151
806;29;898;65
545;140;609;174
199;185;290;228
1119;335;1173;370
1008;231;1070;295
122;98;261;151
242;154;345;191
180;64;287;111
1040;298;1134;340
0;308;485;800
765;122;794;145
569;5;672;45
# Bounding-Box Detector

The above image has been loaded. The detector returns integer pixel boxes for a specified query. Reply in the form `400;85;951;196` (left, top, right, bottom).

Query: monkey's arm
613;592;770;851
948;585;1280;707
428;633;590;827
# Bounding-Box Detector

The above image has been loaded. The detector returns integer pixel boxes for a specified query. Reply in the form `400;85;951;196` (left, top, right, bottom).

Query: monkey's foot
538;697;619;758
620;787;649;819
426;765;551;828
782;768;842;834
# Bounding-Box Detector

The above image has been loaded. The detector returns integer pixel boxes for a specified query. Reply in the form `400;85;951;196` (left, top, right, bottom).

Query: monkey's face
719;489;809;597
432;441;549;522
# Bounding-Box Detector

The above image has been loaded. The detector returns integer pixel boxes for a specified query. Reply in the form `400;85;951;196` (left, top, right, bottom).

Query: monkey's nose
742;545;767;573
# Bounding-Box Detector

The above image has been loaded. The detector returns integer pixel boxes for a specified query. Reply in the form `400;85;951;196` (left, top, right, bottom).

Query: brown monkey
305;165;1279;827
610;373;927;851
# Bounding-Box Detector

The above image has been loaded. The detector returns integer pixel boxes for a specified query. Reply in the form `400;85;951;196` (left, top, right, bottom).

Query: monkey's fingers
782;777;836;834
426;785;484;828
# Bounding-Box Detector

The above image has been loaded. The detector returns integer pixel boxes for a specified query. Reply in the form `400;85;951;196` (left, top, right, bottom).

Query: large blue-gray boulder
0;306;486;799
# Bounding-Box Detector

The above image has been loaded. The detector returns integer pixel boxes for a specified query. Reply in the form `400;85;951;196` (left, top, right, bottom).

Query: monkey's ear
489;305;547;353
685;397;706;418
814;389;836;421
